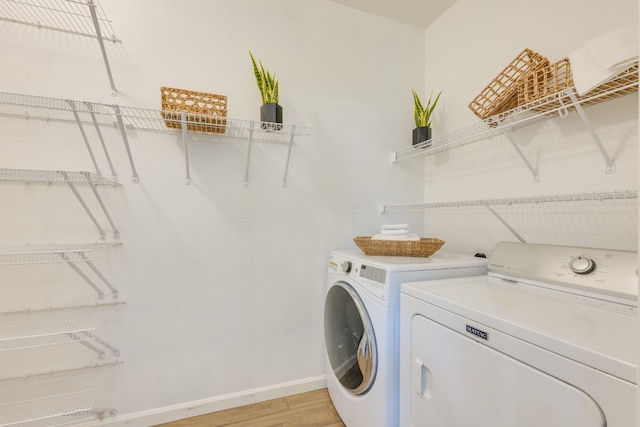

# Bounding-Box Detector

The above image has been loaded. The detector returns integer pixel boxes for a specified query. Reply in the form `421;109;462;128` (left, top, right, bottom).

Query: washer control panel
488;242;638;304
329;253;389;300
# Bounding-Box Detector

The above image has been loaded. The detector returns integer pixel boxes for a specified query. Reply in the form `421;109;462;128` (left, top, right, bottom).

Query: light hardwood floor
154;388;346;427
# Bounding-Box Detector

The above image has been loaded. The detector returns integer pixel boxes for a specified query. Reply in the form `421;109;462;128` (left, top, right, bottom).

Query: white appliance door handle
413;357;432;399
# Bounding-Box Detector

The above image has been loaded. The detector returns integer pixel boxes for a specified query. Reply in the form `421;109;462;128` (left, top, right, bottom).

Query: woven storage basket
161;87;227;134
468;49;549;120
517;58;572;107
517;60;638;113
353;236;445;257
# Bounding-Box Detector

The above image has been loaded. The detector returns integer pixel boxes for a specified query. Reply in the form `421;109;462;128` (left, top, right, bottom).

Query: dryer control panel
488;242;638;305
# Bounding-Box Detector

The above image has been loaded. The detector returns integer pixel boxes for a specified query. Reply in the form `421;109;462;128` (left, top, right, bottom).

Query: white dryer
325;249;487;427
400;242;637;427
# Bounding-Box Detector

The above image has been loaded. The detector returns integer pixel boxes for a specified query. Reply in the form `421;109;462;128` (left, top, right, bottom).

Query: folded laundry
569;25;638;96
381;228;409;236
584;25;638;69
382;224;409;230
372;233;420;241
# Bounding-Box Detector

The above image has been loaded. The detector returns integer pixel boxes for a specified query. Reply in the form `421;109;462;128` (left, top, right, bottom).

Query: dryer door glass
324;281;377;395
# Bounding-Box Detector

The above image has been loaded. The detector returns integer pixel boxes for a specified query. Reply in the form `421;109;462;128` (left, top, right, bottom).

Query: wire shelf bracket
0;245;121;299
391;65;638;173
380;189;638;242
567;91;616;174
0;362;121;426
0;168;121;241
0;0;122;96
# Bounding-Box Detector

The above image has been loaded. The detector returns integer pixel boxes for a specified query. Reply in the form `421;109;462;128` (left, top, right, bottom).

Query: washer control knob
569;256;596;274
341;261;353;274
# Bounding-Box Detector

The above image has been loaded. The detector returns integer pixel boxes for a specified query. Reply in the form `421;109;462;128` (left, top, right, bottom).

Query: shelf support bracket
87;0;117;96
82;331;120;357
244;123;255;187
567;92;616;174
66;332;105;359
67;100;102;178
112;105;139;183
60;172;107;240
57;252;105;300
79;252;119;299
83;172;120;241
181;112;191;185
282;125;296;188
86;102;117;182
485;204;527;243
500;128;539;183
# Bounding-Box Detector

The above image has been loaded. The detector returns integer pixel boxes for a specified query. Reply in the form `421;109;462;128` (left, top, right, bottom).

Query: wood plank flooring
154;388;346;427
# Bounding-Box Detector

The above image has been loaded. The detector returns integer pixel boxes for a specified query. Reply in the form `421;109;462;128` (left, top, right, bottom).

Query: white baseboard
88;375;327;427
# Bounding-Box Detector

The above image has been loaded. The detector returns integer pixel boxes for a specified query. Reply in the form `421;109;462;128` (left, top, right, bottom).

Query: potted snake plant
249;51;282;130
412;89;441;147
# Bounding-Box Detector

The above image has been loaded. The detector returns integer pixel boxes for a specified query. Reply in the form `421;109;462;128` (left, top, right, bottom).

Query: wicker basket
517;58;573;108
353;236;445;257
517;59;638;113
161;87;227;133
468;49;549;120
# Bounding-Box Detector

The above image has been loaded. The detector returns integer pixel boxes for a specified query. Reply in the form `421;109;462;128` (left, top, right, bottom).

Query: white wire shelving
0;244;120;300
0;91;310;186
381;189;638;243
393;65;639;181
0;0;122;96
0;362;120;426
0;304;121;356
0;168;121;241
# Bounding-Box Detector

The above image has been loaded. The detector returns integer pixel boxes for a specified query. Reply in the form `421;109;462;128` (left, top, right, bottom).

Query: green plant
249;51;279;104
412;89;441;128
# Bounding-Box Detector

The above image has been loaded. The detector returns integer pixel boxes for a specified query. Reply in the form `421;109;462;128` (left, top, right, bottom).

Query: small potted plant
249;51;282;130
412;89;441;147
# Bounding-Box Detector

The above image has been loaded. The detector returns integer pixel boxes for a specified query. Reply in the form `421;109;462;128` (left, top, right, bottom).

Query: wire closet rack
0;168;121;241
0;91;310;186
393;65;638;180
381;190;638;244
0;362;120;427
0;0;121;95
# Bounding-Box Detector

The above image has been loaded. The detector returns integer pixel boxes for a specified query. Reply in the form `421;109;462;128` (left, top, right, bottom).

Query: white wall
0;0;428;424
1;0;638;425
421;0;638;255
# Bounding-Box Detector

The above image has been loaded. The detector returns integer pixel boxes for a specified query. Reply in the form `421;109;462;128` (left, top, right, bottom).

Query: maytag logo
466;325;488;340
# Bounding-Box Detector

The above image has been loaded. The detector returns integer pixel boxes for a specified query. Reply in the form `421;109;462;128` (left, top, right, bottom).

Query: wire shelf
0;243;121;265
0;362;119;427
0;0;120;42
0;303;121;340
0;248;91;266
381;189;638;212
394;66;639;162
0;91;310;142
0;91;310;185
0;168;117;185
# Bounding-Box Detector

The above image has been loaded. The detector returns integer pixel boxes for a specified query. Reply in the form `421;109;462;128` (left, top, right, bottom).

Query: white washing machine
324;249;488;427
400;242;638;427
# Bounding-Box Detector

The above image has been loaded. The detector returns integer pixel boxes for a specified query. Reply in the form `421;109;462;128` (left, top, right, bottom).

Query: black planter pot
260;103;283;131
412;126;432;147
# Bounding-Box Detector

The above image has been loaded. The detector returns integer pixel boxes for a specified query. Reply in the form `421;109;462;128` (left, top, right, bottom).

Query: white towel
585;25;638;69
372;233;420;241
569;26;639;96
381;228;409;236
568;47;621;96
381;224;409;230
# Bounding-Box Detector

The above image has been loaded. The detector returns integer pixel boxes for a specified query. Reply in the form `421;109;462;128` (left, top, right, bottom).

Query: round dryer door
324;281;377;395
